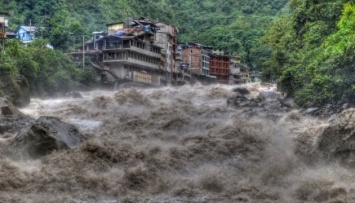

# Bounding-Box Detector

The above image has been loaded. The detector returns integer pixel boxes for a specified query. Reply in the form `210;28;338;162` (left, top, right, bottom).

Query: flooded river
0;83;354;202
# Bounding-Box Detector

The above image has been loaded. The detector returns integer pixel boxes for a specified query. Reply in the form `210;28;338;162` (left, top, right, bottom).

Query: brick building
209;54;231;84
181;43;212;76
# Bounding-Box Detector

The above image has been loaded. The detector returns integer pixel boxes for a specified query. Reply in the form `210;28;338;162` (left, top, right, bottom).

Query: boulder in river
0;98;36;134
11;116;85;159
227;96;251;107
232;87;250;95
257;90;281;101
0;98;22;116
316;108;355;166
227;88;290;120
0;75;30;107
296;108;355;167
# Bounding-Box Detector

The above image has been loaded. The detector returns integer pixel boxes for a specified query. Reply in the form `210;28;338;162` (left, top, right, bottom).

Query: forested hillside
0;0;288;69
263;0;355;107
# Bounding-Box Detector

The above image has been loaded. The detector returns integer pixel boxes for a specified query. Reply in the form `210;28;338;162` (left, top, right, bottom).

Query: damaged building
69;17;166;86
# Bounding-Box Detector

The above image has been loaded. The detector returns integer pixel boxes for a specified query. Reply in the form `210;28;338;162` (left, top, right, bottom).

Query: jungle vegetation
3;0;354;107
263;0;355;106
0;0;288;69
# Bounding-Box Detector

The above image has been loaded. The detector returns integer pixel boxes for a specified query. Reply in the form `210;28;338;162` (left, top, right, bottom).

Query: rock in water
0;98;22;116
0;98;36;134
11;116;85;159
295;125;327;165
257;90;281;101
0;75;30;107
227;96;251;107
232;87;250;95
316;108;355;166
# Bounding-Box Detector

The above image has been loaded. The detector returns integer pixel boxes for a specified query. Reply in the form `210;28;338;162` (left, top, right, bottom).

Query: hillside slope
1;0;288;69
263;0;355;107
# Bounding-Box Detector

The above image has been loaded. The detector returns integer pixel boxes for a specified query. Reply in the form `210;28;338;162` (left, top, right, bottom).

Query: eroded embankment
0;84;354;203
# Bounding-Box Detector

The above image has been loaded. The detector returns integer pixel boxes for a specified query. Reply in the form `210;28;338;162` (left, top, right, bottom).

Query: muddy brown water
0;83;353;202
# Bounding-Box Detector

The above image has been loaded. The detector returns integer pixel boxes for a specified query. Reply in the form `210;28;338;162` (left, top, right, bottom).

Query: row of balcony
101;44;161;59
104;57;160;70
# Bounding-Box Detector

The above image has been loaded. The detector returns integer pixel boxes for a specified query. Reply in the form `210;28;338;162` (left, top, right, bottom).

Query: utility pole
82;35;85;70
29;19;32;40
189;48;192;73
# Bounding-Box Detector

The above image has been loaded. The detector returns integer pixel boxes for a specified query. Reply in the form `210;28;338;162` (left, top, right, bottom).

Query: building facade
181;43;212;76
209;54;231;84
16;26;36;43
155;22;179;83
69;17;164;86
229;56;250;84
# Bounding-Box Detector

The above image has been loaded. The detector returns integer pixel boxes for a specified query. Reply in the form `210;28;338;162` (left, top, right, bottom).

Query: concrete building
209;54;231;84
229;56;250;84
155;22;179;83
69;17;165;86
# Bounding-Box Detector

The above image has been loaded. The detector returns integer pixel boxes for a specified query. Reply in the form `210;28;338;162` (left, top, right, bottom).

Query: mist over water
1;83;355;202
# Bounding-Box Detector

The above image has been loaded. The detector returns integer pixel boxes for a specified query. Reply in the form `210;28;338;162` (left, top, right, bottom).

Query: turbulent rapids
1;83;355;202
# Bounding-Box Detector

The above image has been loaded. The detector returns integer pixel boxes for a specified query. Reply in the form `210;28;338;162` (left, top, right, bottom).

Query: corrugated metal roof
20;26;37;32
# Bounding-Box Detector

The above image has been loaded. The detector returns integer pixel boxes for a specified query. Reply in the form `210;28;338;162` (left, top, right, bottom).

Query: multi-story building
229;56;250;84
181;43;212;76
209;54;231;84
69;17;164;86
250;70;261;82
155;22;178;83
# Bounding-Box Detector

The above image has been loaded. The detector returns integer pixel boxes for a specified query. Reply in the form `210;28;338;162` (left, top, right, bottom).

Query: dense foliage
264;0;355;107
0;39;91;96
0;0;288;69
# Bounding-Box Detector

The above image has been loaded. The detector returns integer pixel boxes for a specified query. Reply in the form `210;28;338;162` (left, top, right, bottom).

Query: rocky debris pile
227;87;293;119
296;108;355;167
301;102;350;118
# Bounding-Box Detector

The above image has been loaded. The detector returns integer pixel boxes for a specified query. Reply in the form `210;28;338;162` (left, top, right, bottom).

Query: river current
1;83;354;202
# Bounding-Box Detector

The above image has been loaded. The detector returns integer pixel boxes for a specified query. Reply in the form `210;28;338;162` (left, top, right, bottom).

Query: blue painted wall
16;26;35;42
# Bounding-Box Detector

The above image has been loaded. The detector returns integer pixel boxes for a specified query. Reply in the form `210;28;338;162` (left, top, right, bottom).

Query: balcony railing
103;44;161;58
129;46;161;58
103;57;160;70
